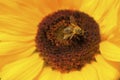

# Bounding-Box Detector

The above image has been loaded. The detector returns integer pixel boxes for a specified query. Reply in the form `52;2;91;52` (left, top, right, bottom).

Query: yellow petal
79;0;120;39
92;0;119;21
100;41;120;61
12;0;40;8
80;0;119;25
92;55;119;80
0;54;44;80
0;46;36;68
98;0;119;37
0;41;34;55
0;32;35;42
0;15;37;35
12;0;50;17
38;0;60;11
62;55;120;80
80;0;99;16
62;71;84;80
105;59;120;72
35;0;52;16
62;62;99;80
0;0;42;22
62;62;100;80
38;67;61;80
107;27;120;48
58;0;83;10
0;0;19;15
80;63;99;80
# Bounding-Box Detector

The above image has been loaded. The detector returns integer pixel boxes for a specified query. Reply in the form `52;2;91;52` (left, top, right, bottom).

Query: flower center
36;10;101;73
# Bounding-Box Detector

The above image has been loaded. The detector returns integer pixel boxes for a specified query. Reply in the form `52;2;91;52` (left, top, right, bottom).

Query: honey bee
63;16;84;40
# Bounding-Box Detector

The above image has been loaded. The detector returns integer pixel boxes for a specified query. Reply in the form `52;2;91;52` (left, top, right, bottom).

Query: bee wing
63;27;73;34
63;34;73;40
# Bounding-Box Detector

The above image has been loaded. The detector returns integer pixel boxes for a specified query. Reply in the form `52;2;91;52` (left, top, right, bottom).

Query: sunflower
0;0;120;80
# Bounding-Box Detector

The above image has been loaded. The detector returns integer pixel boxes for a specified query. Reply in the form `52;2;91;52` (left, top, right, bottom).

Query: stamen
36;10;101;73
